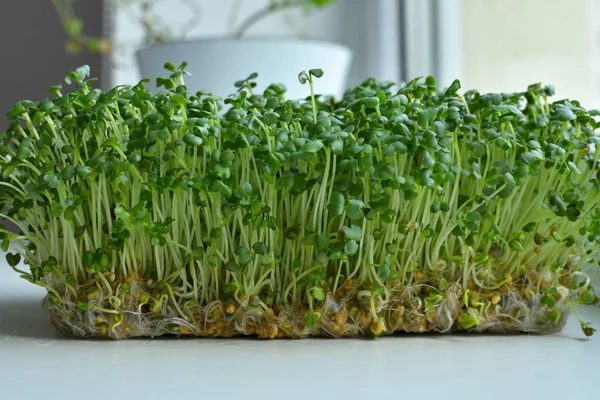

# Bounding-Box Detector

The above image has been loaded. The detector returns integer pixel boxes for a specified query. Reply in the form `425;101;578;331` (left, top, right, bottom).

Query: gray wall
0;0;105;131
0;0;105;233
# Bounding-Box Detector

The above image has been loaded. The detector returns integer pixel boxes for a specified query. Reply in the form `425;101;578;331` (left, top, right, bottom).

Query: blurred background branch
53;0;337;53
53;0;111;54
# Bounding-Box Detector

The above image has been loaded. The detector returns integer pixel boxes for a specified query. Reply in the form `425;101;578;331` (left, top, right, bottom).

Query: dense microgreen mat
1;63;599;339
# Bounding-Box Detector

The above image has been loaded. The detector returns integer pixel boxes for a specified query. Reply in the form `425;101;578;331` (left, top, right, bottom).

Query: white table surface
0;254;598;400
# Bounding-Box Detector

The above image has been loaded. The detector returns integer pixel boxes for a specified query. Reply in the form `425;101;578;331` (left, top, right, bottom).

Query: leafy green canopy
0;63;599;336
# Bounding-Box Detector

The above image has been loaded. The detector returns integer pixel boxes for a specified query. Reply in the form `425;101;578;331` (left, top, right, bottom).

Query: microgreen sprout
298;68;324;123
1;64;599;339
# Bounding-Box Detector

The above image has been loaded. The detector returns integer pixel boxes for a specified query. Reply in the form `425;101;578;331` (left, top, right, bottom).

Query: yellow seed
97;323;108;335
580;146;590;155
359;311;372;327
95;315;105;324
370;319;386;335
226;304;235;314
266;326;278;339
415;271;425;280
87;291;100;300
491;295;501;305
180;327;192;335
276;330;287;338
210;307;221;319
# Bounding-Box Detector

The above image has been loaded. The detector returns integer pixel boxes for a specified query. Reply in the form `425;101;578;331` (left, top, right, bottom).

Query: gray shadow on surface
0;298;61;340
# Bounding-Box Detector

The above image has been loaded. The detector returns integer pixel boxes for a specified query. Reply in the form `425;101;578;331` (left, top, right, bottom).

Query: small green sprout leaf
567;161;581;175
235;246;253;264
342;225;362;241
6;253;21;267
44;174;61;188
210;181;232;198
75;165;92;180
581;322;596;337
225;261;240;273
303;312;321;326
309;69;324;78
346;205;363;220
302;140;323;153
76;65;90;80
579;291;598;305
472;162;481;179
16;146;31;160
328;192;345;217
473;253;489;264
164;62;176;72
191;247;205;260
540;294;555;308
555;105;576;121
114;207;131;221
459;313;480;330
311;287;325;301
252;241;268;255
234;182;252;198
509;239;523;252
548;310;561;326
315;234;329;250
183;133;203;146
378;257;391;279
344;240;359;255
298;71;309;84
